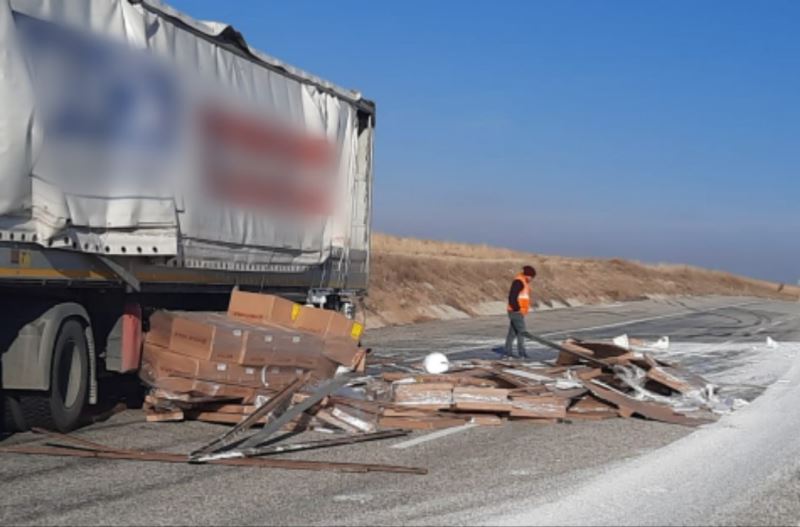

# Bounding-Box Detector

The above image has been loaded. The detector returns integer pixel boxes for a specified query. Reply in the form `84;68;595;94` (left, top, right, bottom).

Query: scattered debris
615;334;670;351
0;288;736;474
653;336;670;350
0;428;425;475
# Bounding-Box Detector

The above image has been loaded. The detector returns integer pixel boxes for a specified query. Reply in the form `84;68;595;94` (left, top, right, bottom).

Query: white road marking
540;301;760;338
391;424;476;449
382;301;762;362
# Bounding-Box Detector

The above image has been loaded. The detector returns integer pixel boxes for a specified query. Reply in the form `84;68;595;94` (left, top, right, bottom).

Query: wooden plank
145;409;184;422
509;395;568;419
382;372;497;387
315;409;360;433
201;403;257;415
646;365;708;394
328;397;383;415
583;380;716;427
393;382;453;408
556;340;594;366
570;340;631;360
458;414;504;426
191;411;267;425
381;408;439;417
510;417;560;425
509;385;550;396
453;402;511;413
0;444;427;475
574;367;603;381
568;395;617;414
565;412;616;421
452;386;512;413
546;387;588;399
379;416;466;430
482;369;534;389
617;405;635;418
499;368;555;383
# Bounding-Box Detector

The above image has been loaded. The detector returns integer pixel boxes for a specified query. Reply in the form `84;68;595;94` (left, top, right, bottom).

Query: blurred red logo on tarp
202;108;336;216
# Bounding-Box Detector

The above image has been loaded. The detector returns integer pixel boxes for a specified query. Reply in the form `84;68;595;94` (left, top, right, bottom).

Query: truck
0;0;374;432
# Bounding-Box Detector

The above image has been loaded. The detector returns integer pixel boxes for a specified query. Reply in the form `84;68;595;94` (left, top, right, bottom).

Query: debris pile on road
137;289;726;435
371;336;721;429
139;288;368;428
1;290;735;475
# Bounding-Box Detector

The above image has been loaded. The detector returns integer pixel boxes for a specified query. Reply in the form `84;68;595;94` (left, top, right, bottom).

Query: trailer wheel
18;319;89;432
1;394;27;433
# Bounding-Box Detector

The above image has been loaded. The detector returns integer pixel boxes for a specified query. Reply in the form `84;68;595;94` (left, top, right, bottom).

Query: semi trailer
0;0;374;432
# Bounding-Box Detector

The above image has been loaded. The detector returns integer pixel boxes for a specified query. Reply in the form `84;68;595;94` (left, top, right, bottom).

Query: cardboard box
294;305;363;341
262;350;338;376
227;289;299;328
142;343;231;383
321;337;363;369
195;360;232;383
142;343;197;379
145;311;175;348
168;312;246;363
292;305;334;335
328;313;364;341
226;363;263;387
236;323;323;367
195;381;255;401
261;367;306;390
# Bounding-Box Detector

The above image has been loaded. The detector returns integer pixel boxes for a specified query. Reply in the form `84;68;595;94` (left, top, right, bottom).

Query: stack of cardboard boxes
140;289;366;406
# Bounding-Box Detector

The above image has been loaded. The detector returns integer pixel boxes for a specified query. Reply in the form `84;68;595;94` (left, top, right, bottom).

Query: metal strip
236;375;353;450
190;373;310;459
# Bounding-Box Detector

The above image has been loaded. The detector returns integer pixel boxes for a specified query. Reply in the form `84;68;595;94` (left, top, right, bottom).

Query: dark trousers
505;311;527;357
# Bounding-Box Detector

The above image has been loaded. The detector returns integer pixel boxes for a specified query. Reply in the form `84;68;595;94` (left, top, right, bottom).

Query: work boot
492;346;510;358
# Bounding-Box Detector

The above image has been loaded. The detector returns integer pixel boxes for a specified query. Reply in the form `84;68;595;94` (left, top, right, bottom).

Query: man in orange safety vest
504;265;537;358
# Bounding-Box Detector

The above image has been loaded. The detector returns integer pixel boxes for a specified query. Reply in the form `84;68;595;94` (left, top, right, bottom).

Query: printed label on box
291;304;302;320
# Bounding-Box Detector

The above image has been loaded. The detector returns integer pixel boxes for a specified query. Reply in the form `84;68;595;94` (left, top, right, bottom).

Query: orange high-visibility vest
507;273;531;315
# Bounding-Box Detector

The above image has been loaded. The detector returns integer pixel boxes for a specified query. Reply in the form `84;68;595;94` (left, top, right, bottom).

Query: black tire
19;319;89;432
1;393;27;433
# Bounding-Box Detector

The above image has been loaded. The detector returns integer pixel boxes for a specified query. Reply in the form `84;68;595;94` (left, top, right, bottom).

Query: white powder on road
487;343;800;526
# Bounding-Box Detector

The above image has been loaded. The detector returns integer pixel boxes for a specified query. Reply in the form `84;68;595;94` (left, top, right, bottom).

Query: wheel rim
57;339;82;409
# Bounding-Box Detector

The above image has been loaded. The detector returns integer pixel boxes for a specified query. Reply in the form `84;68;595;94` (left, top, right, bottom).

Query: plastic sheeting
0;0;373;270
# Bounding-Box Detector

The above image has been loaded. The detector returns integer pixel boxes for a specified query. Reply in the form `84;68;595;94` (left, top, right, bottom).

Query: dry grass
364;233;800;327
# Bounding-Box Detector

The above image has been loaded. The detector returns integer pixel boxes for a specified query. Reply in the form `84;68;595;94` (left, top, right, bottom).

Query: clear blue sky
169;0;799;283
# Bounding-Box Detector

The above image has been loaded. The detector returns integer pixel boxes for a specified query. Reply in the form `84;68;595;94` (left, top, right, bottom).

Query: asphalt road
1;295;799;526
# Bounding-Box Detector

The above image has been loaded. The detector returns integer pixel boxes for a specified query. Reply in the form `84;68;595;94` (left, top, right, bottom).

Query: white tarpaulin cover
0;0;373;270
